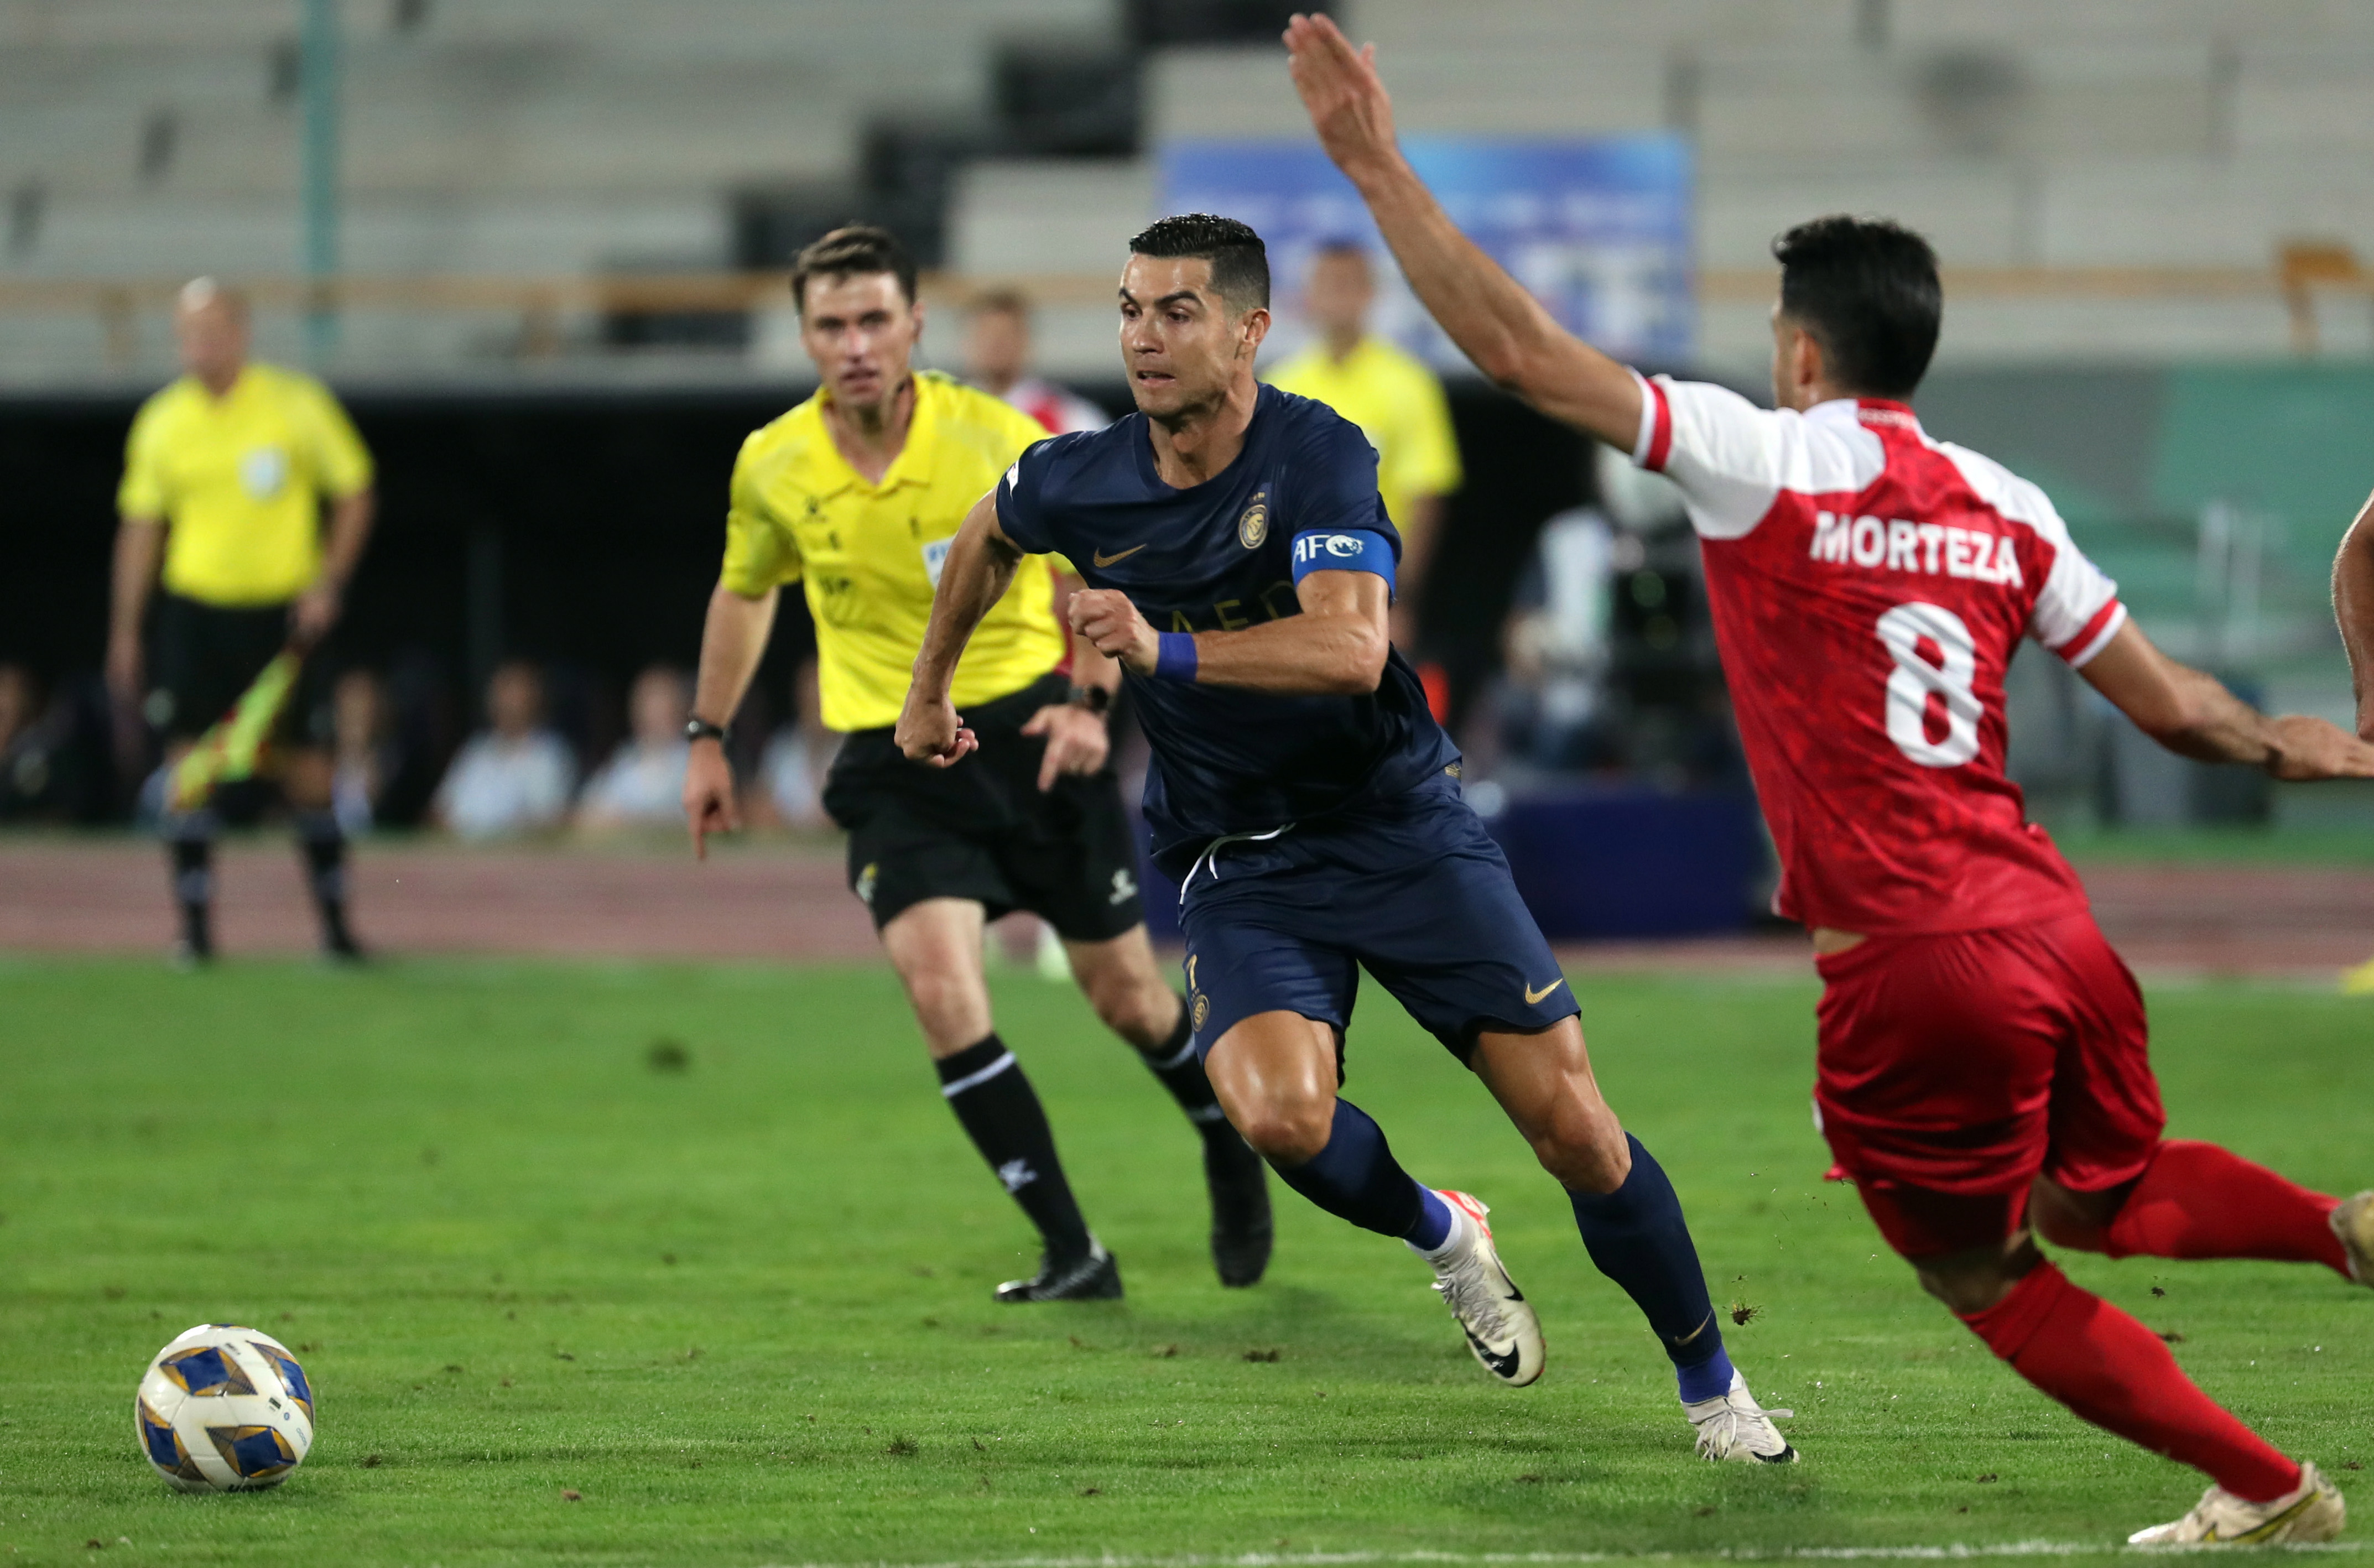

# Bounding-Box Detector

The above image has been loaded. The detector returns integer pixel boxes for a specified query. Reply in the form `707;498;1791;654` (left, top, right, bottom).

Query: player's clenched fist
1068;588;1160;675
894;685;978;770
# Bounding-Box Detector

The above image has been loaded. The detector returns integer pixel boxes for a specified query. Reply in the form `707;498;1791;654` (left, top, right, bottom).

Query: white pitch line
754;1541;2370;1568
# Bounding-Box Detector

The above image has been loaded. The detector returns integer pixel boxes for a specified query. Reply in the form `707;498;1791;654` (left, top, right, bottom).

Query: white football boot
2127;1460;2345;1546
1411;1190;1544;1387
1686;1368;1798;1463
2332;1190;2374;1285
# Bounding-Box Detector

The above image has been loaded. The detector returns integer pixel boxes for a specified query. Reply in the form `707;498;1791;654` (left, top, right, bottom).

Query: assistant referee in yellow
106;278;376;963
681;226;1270;1301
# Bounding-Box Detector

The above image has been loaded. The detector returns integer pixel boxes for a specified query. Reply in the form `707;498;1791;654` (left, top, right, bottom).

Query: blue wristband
1153;631;1199;683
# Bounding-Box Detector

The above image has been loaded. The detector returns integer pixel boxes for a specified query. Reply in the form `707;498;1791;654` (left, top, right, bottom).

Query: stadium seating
6;0;2374;379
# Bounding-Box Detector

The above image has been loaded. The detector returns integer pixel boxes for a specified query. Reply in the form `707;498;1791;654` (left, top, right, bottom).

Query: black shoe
321;924;367;965
173;909;214;969
1205;1128;1273;1288
996;1243;1123;1303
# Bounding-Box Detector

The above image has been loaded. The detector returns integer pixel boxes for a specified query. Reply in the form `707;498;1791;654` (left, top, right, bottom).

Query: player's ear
1237;305;1272;359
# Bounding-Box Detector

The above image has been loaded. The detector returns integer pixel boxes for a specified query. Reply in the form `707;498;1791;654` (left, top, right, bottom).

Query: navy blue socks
1569;1133;1733;1402
1271;1097;1449;1247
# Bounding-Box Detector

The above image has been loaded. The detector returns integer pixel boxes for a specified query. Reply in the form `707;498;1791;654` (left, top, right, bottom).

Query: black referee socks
1136;993;1234;1137
935;1034;1095;1267
162;810;215;961
294;810;357;957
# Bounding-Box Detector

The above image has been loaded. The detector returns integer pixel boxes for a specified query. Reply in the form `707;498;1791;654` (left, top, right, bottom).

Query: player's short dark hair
1128;213;1270;314
1771;216;1940;400
790;225;918;315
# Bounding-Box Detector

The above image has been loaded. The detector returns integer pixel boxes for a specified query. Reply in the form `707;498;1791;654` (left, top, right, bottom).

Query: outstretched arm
1069;569;1389;696
896;490;1023;766
1282;12;1642;448
2336;487;2374;739
2079;618;2374;780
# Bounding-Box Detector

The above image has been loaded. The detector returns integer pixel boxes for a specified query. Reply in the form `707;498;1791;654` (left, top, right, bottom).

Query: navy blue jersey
997;384;1459;877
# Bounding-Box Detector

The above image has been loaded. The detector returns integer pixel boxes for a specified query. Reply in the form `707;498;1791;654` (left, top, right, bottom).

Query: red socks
2102;1141;2346;1275
1960;1262;2302;1502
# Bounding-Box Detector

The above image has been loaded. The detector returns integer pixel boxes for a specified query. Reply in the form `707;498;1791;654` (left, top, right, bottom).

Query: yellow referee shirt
1265;335;1462;530
720;371;1064;733
118;363;373;607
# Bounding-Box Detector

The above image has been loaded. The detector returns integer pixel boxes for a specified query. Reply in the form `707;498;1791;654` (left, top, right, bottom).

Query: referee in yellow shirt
105;279;376;963
681;227;1271;1301
1264;241;1462;653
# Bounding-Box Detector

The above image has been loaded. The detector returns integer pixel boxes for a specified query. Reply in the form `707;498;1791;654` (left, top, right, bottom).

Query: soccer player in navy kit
897;213;1797;1463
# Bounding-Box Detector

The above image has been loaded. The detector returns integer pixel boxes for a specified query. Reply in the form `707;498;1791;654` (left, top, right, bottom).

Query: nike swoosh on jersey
1523;977;1568;1006
1092;543;1149;567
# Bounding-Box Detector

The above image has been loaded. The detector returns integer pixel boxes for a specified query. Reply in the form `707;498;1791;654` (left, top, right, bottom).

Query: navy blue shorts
1179;773;1581;1066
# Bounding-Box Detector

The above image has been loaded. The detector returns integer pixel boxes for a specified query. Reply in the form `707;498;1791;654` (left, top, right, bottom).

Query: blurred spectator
1497;506;1628;772
965;289;1108;435
748;657;831;831
0;663;116;822
330;668;389;836
1265;242;1462;654
0;663;55;818
432;660;574;839
575;664;693;832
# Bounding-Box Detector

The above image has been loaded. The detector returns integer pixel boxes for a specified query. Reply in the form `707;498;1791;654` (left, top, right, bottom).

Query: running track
2;837;2369;980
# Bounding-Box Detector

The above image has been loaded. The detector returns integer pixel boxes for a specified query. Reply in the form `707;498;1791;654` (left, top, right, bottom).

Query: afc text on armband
1809;509;2024;587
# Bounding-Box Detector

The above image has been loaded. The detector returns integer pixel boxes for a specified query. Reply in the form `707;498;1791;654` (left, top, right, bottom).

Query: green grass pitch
1;956;2368;1567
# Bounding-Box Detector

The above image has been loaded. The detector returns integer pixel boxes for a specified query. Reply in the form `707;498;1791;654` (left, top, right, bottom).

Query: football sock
2099;1140;2348;1275
163;809;216;957
1135;994;1235;1137
1404;1185;1456;1253
1269;1097;1433;1242
934;1034;1094;1267
1568;1133;1731;1400
294;811;355;952
1958;1260;2301;1502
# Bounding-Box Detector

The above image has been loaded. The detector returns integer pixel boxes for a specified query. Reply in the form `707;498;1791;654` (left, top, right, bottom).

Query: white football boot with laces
2127;1460;2345;1546
1412;1190;1544;1387
1686;1368;1798;1463
2333;1190;2374;1284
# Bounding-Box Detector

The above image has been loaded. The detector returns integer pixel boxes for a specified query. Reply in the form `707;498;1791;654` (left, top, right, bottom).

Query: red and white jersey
1003;377;1110;437
1632;374;2126;935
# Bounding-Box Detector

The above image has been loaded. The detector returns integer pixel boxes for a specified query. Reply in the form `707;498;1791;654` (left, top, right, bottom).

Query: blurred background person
1265;241;1462;661
576;663;694;832
433;659;575;840
964;288;1108;436
105;277;376;963
329;667;390;837
747;657;830;832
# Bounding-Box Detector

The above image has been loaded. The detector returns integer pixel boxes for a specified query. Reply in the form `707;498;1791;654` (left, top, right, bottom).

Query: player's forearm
2335;487;2374;739
1341;156;1639;449
691;582;778;726
913;506;1022;700
110;518;163;642
317;491;375;592
1180;610;1388;697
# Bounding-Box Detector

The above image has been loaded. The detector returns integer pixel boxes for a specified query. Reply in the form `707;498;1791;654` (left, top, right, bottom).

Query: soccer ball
134;1324;315;1491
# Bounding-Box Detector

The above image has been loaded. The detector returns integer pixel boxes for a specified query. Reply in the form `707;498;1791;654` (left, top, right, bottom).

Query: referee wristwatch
684;716;730;746
1068;684;1112;716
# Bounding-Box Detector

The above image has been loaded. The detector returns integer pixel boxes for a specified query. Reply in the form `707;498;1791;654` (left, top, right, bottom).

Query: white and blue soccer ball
134;1324;315;1491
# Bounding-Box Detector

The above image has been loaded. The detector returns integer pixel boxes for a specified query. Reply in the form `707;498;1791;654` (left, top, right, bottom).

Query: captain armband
1289;528;1397;593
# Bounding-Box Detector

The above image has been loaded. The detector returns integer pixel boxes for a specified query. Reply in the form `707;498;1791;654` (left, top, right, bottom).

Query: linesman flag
167;649;304;812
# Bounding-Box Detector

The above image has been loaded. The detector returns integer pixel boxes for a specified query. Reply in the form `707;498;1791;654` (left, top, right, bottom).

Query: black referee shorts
823;673;1146;943
149;592;327;745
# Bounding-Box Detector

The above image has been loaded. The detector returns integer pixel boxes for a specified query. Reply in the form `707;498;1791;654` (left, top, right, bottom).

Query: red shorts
1814;911;2165;1257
